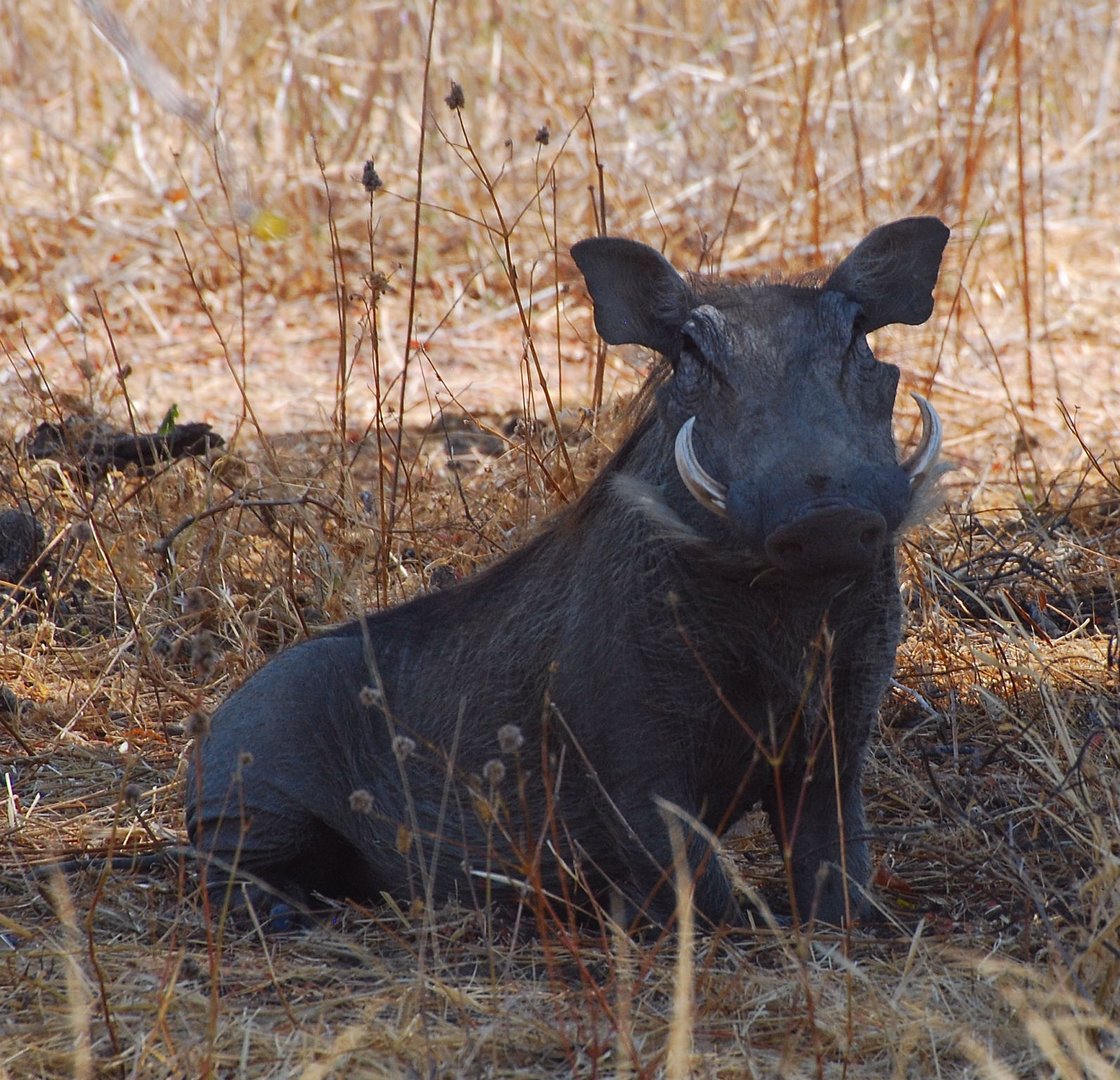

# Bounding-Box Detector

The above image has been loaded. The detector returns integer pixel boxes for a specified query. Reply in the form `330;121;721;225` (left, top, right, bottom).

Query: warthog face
572;218;948;578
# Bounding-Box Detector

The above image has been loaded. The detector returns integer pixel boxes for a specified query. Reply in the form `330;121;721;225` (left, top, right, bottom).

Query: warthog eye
677;306;728;384
674;336;711;402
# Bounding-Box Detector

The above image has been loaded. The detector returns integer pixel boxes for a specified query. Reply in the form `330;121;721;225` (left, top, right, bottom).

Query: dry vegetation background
1;0;1119;1076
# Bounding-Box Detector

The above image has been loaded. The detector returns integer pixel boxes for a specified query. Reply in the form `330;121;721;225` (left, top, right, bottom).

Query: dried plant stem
660;806;694;1080
388;0;441;536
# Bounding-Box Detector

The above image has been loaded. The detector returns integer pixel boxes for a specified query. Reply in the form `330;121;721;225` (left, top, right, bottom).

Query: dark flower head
361;160;383;193
445;81;465;110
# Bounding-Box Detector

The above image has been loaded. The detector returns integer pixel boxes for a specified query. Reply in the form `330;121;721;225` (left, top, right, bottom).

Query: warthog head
572;217;948;578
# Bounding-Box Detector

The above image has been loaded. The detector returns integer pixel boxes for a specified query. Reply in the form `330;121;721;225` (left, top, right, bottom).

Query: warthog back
186;217;949;928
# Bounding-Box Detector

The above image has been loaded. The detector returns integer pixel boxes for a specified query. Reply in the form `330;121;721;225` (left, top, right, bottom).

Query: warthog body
186;218;949;928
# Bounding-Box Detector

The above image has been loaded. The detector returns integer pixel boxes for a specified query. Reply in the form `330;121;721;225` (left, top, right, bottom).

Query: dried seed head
190;630;216;675
392;734;416;762
364;270;391;300
361;160;383;193
349;788;375;815
185;710;210;739
535;125;550;145
482;758;506;786
238;750;254;768
153;632;178;662
359;684;384;708
445;81;465;110
497;723;524;753
123;782;142;808
428;564;457;591
70;520;94;543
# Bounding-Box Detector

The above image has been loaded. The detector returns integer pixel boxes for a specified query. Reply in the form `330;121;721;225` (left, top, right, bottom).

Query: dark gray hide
186;217;949;929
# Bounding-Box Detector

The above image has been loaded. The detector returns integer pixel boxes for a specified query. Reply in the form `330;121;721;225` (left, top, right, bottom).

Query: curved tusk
902;392;942;486
674;417;728;517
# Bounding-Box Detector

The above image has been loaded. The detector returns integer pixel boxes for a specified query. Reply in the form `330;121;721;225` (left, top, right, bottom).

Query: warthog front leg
764;748;871;926
606;793;742;931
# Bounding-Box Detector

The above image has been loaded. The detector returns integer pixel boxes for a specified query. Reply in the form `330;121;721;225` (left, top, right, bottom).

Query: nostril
764;507;888;577
771;538;803;558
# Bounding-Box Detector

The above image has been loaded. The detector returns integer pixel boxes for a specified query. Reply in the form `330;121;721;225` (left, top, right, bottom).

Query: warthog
186;217;949;929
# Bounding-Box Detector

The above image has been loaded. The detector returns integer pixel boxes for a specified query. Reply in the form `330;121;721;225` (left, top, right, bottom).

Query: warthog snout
764;504;887;577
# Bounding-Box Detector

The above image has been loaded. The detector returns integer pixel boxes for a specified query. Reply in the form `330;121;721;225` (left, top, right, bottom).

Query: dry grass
1;0;1119;1076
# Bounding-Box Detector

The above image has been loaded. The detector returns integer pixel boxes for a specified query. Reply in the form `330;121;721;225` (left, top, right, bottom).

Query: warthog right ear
571;237;691;357
825;217;950;333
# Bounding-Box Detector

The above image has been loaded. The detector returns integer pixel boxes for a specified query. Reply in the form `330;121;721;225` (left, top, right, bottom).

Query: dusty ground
1;1;1119;1077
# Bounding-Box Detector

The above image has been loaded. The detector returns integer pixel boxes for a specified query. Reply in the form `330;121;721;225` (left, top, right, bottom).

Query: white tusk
674;417;728;517
902;392;942;486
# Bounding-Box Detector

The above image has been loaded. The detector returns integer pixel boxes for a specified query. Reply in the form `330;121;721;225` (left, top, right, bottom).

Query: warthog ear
825;217;950;333
571;237;691;357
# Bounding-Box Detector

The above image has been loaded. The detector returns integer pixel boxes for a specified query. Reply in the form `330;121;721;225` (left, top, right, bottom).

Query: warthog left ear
825;217;950;333
571;237;691;358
